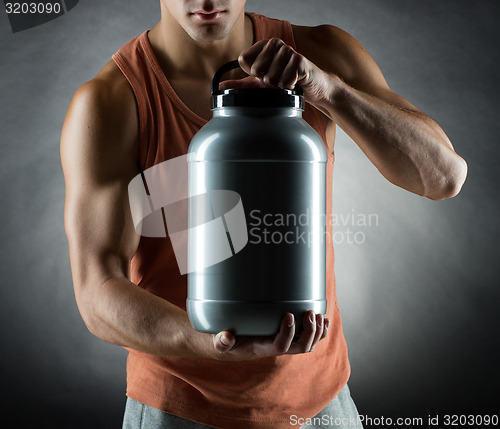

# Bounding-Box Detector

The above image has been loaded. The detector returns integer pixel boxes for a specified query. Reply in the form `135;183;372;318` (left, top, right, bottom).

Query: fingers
280;53;306;89
288;311;330;354
267;45;295;87
238;39;269;74
213;331;235;353
321;317;330;341
249;38;283;78
289;310;316;353
211;313;330;361
212;314;295;361
238;38;306;89
272;312;296;354
310;314;324;352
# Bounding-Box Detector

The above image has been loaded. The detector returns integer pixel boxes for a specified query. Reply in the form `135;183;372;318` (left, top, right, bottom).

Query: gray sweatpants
122;383;363;429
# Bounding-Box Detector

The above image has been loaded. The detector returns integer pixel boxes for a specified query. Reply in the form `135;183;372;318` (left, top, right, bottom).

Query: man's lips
191;10;225;21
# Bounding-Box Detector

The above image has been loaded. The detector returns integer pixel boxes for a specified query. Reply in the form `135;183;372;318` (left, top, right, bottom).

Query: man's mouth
191;10;225;21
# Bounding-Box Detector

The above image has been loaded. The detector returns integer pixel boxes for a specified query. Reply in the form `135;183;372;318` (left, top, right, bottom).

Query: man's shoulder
63;59;138;163
78;59;135;112
291;22;351;44
70;59;138;141
291;23;370;83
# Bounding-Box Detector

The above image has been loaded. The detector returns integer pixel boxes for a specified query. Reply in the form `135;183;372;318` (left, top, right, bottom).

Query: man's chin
190;34;227;42
184;19;233;42
188;28;232;43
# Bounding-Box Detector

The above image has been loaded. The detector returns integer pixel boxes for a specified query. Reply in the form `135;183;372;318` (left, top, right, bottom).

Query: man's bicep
311;24;423;112
61;81;140;293
64;180;140;285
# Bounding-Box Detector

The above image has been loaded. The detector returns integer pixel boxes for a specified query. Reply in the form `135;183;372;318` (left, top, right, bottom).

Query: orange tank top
112;12;350;429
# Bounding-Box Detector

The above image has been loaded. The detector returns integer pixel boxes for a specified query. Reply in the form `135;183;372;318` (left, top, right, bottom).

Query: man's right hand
199;311;330;361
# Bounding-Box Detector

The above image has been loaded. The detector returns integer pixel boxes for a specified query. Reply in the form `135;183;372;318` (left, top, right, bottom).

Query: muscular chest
169;69;249;122
168;79;213;121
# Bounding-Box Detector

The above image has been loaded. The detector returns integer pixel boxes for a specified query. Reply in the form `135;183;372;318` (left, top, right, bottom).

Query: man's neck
148;8;253;81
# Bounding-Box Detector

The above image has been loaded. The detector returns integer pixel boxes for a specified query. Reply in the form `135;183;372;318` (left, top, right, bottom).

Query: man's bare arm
235;27;468;201
60;76;213;359
308;25;467;200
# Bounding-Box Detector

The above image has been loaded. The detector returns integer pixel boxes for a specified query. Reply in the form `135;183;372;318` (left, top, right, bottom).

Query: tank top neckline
139;12;263;127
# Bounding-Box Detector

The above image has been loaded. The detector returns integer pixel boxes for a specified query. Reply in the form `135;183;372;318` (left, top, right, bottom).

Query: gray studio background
1;0;498;427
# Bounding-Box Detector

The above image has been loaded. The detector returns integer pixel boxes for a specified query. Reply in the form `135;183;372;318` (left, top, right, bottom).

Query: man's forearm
319;74;467;200
81;276;214;359
235;35;467;199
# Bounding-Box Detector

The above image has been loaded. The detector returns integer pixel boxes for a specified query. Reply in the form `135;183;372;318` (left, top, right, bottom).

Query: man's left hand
219;38;333;107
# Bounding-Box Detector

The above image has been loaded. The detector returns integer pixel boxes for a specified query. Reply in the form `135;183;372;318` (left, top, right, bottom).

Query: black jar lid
211;60;304;110
212;87;303;109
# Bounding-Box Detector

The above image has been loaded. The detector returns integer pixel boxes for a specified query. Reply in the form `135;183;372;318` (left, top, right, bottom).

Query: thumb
213;331;235;352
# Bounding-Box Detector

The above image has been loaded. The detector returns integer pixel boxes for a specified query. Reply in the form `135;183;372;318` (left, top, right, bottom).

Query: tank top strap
112;33;157;170
246;12;296;48
113;32;198;170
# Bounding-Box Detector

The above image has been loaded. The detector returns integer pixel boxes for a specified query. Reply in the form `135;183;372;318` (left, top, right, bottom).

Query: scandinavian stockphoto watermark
248;208;378;247
4;0;79;32
248;209;323;248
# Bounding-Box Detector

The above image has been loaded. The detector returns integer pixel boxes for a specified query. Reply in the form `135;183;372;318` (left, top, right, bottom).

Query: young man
60;1;467;428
